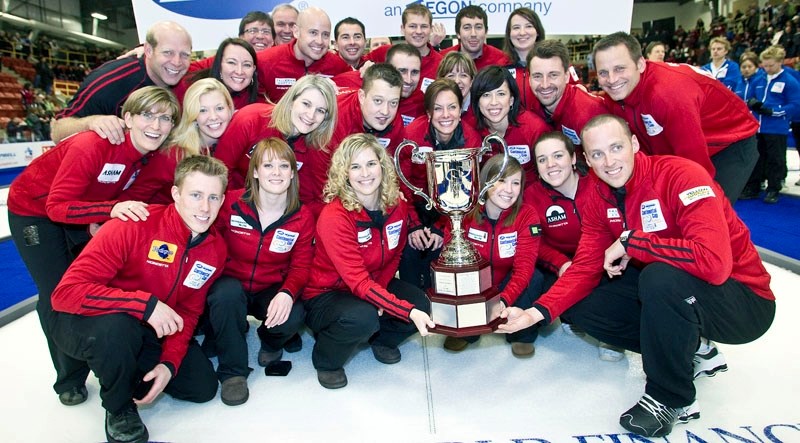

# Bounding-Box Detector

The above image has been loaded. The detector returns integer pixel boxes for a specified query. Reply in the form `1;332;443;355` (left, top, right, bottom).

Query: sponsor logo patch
508;145;531;164
679;186;716;206
386;220;403;250
275;78;296;86
230;215;253;230
641;114;664;136
546;205;567;224
148;240;177;263
467;227;488;243
97;163;125;184
269;229;299;253
183;261;217;289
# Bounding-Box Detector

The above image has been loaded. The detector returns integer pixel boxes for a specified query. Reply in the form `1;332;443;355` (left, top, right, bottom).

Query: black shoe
283;333;303;353
763;191;780;204
619;394;680;438
443;336;470;352
105;404;148;443
371;344;401;364
258;345;283;367
58;385;88;406
739;188;760;200
317;368;347;389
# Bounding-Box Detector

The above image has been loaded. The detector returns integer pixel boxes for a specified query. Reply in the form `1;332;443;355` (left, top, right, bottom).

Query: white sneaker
599;342;625;362
676;399;700;423
693;339;728;379
561;322;586;337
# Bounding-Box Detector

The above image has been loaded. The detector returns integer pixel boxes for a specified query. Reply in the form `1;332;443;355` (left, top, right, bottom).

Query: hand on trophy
409;308;435;336
496;307;544;333
408;227;443;250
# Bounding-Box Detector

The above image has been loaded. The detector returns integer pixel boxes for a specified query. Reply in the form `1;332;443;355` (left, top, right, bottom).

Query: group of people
6;3;780;442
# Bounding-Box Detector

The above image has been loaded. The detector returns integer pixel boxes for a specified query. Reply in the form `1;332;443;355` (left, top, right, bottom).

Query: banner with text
132;0;633;51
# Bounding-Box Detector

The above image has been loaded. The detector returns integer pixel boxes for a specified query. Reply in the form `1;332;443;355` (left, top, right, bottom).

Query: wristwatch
619;230;632;247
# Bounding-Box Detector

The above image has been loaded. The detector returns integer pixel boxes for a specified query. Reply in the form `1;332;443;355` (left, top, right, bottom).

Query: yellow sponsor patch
148;240;178;263
679;186;715;206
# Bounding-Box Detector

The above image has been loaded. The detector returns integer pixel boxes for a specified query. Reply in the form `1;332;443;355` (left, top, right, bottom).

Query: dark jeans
746;133;788;193
398;242;441;290
304;278;431;371
561;263;774;408
711;134;758;204
203;277;305;381
8;212;90;394
51;312;217;414
462;269;545;344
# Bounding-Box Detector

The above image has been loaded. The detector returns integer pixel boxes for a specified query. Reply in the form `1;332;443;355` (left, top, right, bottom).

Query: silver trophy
395;134;509;336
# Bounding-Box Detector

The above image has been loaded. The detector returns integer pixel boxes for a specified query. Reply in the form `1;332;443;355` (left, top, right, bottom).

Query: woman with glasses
121;78;235;204
303;133;433;389
175;38;262;110
466;66;550;188
6;86;179;407
215;74;338;216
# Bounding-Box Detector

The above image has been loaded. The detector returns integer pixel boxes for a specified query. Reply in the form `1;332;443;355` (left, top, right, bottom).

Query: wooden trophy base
427;259;505;337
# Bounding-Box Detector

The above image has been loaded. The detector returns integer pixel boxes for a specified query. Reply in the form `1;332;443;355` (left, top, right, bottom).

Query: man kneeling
50;156;228;443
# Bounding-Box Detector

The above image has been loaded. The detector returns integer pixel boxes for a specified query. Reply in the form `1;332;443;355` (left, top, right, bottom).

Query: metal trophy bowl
395;134;510;336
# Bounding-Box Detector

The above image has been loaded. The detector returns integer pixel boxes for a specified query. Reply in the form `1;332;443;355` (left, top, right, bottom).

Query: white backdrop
133;0;633;51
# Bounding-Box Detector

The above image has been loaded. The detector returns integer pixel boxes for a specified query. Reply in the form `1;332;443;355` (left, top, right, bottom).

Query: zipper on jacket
165;234;192;303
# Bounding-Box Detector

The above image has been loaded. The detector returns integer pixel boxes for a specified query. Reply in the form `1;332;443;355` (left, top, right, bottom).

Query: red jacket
534;153;774;323
255;40;350;102
51;204;227;374
514;63;583;112
304;198;417;321
364;43;442;95
120;147;181;205
522;174;591;274
604;62;759;175
331;70;362;92
8;131;155;224
329;92;405;154
218;189;314;297
441;45;511;71
465;109;552;188
399;89;426;126
530;85;607;148
214;103;330;216
445;204;541;306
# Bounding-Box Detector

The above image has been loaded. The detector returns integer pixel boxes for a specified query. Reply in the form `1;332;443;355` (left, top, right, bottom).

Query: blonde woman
122;78;234;204
215;74;338;215
303;133;433;389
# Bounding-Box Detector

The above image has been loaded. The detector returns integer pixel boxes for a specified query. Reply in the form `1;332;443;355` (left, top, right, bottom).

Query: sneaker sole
694;364;728;379
106;424;149;443
677;411;700;424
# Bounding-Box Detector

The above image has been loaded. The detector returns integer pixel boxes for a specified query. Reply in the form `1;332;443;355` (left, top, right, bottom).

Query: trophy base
429;316;507;337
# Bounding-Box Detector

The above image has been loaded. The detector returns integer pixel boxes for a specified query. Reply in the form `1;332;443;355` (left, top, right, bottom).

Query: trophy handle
394;140;437;210
476;133;510;205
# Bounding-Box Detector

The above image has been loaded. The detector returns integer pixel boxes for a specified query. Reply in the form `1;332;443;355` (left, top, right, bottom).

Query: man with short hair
702;37;742;90
528;40;606;147
256;7;349;102
271;3;299;46
50;155;229;443
441;6;511;70
386;43;425;126
52;21;192;144
189;11;275;73
499;114;775;439
592;31;758;204
334;17;367;69
363;4;443;93
330;63;405;153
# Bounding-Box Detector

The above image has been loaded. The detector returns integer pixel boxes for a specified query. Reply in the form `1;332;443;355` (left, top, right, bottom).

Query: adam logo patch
97;163;126;184
148;240;177;263
546;205;567;224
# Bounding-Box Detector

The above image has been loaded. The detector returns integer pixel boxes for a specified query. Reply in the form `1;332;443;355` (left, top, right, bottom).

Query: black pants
461;268;545;344
8;212;91;394
398;242;441;290
51;312;217;414
711;134;758;204
203;277;305;381
561;263;774;408
304;278;431;371
746;133;788;193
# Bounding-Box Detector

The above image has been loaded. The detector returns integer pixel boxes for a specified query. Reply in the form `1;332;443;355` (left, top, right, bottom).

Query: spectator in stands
34;58;54;95
5;117;22;141
645;41;666;62
21;82;34;109
51;21;192;145
702;37;742;90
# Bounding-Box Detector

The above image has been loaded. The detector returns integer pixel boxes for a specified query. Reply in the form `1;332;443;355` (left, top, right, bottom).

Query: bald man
53;21;192;144
255;7;349;101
